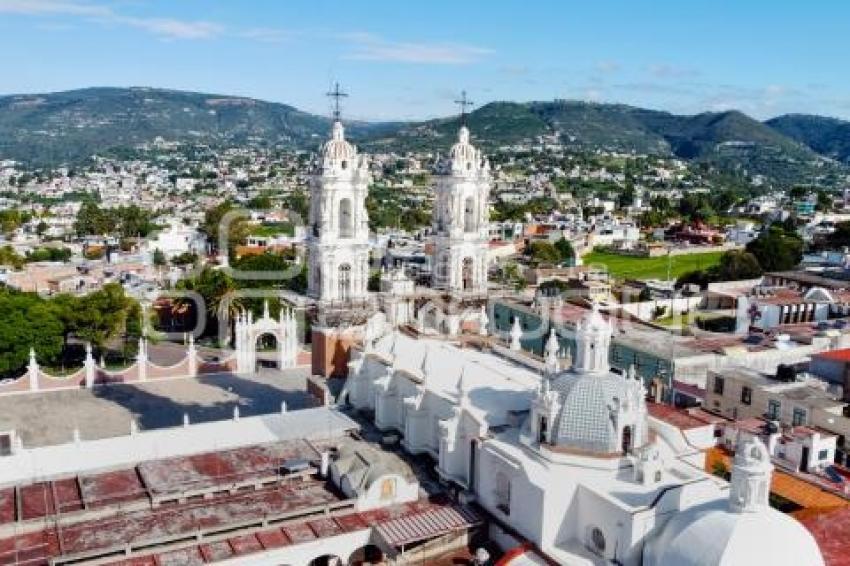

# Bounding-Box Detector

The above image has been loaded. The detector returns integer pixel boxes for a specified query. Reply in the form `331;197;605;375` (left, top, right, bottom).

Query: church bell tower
307;83;371;305
432;91;491;295
307;84;373;377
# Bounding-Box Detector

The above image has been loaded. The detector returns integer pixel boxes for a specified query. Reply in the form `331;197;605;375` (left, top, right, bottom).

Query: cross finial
454;90;473;126
326;82;348;122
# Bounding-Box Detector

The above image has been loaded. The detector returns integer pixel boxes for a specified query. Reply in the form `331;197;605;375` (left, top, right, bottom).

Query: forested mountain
0;87;847;186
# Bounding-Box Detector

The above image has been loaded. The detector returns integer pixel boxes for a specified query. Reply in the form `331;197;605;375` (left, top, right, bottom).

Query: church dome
645;438;824;566
547;369;646;454
643;501;824;566
446;126;486;174
322;121;357;163
534;303;647;455
450;126;477;162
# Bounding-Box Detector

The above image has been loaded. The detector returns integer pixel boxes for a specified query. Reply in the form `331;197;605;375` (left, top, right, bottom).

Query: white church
343;306;825;565
301;92;826;564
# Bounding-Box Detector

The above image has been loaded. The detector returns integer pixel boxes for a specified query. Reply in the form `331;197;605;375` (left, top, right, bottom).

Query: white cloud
0;0;225;40
647;63;699;79
595;60;621;74
341;33;493;64
114;17;224;40
0;0;108;17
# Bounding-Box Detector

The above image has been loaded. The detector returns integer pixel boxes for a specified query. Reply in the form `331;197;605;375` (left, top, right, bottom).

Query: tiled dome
549;370;640;453
322;121;357;162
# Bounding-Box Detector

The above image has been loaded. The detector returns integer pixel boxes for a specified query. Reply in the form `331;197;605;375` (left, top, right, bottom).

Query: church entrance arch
255;331;280;369
234;303;298;373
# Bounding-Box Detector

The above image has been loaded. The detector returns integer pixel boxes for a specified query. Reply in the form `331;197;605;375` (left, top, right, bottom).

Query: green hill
766;114;850;164
0;87;338;164
0;87;846;187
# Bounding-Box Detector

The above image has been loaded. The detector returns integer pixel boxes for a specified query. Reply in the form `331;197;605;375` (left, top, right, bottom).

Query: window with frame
589;527;606;556
767;399;781;420
0;433;10;457
713;376;725;395
818;449;829;461
741;386;752;406
792;407;807;426
494;471;511;516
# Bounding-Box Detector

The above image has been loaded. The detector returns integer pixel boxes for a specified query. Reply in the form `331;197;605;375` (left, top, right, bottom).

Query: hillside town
0;81;849;565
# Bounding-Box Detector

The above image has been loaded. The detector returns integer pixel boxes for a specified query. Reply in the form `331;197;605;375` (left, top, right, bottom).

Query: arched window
436;253;450;285
464;196;475;233
338;263;352;302
462;257;474;291
589;527;606;555
621;425;633;454
339;198;353;238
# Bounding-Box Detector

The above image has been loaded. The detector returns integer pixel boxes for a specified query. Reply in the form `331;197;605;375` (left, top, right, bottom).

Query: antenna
454;90;474;126
326;82;348;122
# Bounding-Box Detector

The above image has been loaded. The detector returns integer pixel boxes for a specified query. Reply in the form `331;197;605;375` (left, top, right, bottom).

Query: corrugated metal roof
376;504;481;547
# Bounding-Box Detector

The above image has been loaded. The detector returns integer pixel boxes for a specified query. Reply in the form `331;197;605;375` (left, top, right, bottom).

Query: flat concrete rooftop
0;368;315;448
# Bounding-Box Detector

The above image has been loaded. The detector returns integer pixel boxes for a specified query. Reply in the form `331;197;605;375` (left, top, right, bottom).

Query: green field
582;250;724;280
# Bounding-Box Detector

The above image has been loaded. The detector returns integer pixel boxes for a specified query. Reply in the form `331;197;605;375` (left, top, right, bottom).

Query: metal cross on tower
326;82;348;122
455;90;473;126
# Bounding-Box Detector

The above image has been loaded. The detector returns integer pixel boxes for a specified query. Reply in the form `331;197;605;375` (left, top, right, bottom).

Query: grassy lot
582;250;724;280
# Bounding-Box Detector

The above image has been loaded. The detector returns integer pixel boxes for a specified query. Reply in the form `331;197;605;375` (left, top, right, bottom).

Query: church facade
343;306;825;565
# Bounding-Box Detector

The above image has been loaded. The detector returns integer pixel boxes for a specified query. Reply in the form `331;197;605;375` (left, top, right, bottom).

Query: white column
187;335;197;377
137;337;148;382
27;348;39;392
84;343;96;388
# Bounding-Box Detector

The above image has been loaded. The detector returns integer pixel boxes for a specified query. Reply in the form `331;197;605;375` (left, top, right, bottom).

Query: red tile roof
812;348;850;363
797;507;850;566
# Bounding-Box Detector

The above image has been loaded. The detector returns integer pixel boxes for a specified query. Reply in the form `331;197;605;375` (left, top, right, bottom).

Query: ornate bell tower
432;91;490;295
307;83;371;305
573;302;612;374
308;84;373;377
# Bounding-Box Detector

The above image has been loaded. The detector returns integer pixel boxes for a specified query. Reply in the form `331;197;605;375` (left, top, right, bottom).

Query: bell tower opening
338;263;352;302
339;198;353;238
622;425;633;454
462;257;474;291
464;196;475;233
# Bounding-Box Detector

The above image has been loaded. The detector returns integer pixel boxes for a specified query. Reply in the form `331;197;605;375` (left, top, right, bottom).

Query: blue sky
1;0;849;121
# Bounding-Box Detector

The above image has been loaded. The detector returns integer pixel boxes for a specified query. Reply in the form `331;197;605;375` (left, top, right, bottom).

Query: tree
201;200;249;258
75;201;117;236
715;250;763;280
0;289;64;377
554;238;575;263
525;241;561;264
171;252;198;266
117;205;155;238
152;248;167;267
746;226;803;272
71;283;136;349
248;193;273;209
175;267;239;337
282;189;309;221
826;221;850;249
676;250;763;290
